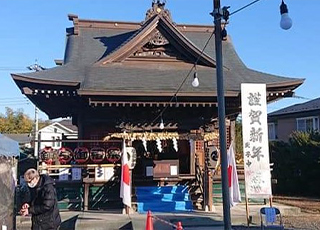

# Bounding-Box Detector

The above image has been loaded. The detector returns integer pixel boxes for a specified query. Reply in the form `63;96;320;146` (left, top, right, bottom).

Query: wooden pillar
190;140;195;175
230;119;236;145
84;183;89;211
76;113;85;142
208;169;213;211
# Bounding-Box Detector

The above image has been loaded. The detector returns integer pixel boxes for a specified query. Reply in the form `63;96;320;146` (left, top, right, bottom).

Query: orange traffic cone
145;210;153;230
176;221;183;230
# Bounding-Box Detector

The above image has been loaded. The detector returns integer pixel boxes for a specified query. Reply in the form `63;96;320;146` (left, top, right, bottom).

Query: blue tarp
0;133;20;157
0;134;18;229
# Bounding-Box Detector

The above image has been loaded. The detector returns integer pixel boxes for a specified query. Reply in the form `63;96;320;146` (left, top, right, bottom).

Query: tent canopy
0;134;20;157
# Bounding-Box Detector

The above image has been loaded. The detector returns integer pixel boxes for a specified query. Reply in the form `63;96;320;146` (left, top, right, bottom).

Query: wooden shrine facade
12;2;303;210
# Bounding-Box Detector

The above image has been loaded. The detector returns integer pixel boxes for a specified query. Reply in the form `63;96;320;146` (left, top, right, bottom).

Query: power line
0;99;29;102
150;0;263;126
0;97;28;100
229;0;262;17
0;102;31;106
0;59;47;72
292;95;312;100
0;67;28;71
150;30;215;125
0;97;30;104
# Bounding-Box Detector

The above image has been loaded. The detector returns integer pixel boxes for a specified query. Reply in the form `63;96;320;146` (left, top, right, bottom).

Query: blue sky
0;0;319;120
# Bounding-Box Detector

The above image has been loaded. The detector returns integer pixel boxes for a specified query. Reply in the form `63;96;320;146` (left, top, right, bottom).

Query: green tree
270;131;320;196
38;119;52;130
0;107;33;133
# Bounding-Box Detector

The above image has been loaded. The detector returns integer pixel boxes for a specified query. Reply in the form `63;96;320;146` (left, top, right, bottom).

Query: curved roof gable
95;14;216;68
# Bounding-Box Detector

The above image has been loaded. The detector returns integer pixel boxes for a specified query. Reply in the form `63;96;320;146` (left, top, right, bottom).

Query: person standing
20;168;61;230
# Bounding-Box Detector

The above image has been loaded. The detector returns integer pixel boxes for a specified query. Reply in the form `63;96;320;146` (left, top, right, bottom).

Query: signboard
95;166;105;182
104;167;114;181
153;160;179;178
241;83;272;198
59;168;69;181
95;166;114;182
146;166;153;177
170;165;178;176
71;168;82;181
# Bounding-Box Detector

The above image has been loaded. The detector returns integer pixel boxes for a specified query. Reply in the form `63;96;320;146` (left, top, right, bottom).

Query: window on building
54;128;58;133
296;116;319;132
268;123;276;140
56;136;61;148
52;136;56;147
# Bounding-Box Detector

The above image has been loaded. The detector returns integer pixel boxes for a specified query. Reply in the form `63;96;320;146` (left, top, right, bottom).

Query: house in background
39;119;78;149
268;97;320;142
3;133;32;148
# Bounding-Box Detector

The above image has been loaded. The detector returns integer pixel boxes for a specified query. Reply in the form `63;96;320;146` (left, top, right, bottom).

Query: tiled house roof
269;98;320;117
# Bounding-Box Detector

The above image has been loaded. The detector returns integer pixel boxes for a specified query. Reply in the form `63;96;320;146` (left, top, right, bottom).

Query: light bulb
160;119;164;130
192;72;199;87
280;1;292;30
280;13;292;30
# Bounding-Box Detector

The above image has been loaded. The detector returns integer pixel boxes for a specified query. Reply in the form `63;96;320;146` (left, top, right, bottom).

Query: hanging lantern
90;147;106;163
126;147;137;169
106;147;121;163
58;147;73;165
74;147;90;164
39;146;55;165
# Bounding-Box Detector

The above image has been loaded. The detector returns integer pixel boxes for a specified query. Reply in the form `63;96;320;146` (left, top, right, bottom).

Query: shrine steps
135;185;193;213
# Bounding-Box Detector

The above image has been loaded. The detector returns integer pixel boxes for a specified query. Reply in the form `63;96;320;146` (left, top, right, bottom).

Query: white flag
227;141;241;207
120;139;131;207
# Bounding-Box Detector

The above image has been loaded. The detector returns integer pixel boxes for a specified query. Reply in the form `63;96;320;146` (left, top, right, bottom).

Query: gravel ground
231;196;320;230
274;196;320;230
232;213;320;230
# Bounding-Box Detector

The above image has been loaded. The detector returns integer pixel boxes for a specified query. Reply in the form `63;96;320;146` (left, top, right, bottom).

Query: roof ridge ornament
145;0;172;21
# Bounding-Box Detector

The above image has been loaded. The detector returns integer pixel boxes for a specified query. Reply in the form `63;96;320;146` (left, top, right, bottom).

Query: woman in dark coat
20;168;61;230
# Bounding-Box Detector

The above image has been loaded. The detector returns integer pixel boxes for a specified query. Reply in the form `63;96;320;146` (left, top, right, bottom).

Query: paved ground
16;202;300;230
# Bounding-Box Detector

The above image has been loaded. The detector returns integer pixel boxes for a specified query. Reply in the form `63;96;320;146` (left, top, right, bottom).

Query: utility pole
213;0;231;229
28;59;45;159
34;106;39;158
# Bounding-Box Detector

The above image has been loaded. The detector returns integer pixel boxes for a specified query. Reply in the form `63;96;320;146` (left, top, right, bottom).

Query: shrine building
12;2;303;212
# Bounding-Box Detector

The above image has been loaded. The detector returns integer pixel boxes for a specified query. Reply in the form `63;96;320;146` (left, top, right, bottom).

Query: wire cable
150;0;263;126
229;0;262;17
150;30;215;125
0;67;28;71
0;103;31;106
292;95;311;100
0;97;28;100
0;99;29;103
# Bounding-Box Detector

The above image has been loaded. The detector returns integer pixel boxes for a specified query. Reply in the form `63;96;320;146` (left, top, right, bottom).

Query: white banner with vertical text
241;83;272;198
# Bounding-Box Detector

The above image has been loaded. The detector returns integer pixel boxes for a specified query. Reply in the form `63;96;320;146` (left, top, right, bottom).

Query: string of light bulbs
150;29;215;127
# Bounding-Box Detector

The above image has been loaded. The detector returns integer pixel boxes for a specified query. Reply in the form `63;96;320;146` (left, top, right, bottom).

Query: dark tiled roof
77;63;300;95
64;28;137;65
12;14;303;96
14;64;83;83
269;97;320;117
58;119;78;132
